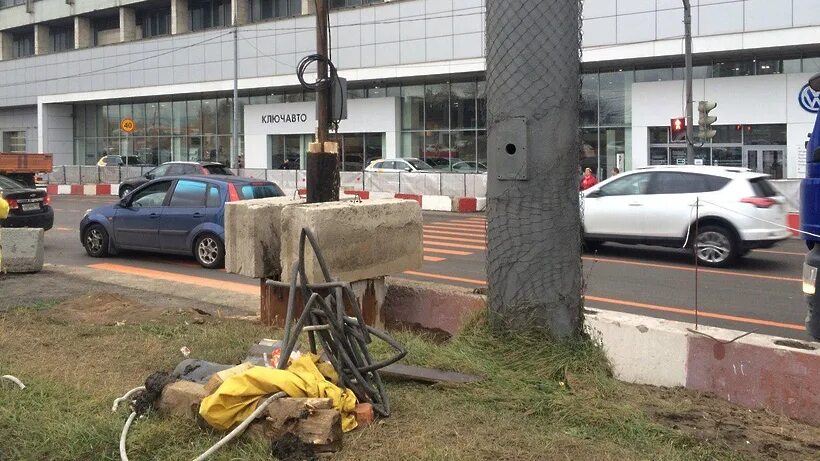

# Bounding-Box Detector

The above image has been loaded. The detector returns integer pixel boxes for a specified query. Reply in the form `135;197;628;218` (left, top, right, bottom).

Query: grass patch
0;299;782;460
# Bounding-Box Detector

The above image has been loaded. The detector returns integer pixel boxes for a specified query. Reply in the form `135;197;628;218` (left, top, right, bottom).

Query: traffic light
697;101;718;142
670;117;686;142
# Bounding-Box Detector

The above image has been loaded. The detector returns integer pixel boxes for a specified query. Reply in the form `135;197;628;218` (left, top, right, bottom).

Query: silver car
365;158;434;173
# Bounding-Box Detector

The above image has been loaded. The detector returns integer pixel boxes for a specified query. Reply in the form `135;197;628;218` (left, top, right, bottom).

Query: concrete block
280;199;423;283
0;228;44;273
421;195;452;211
225;197;305;278
157;381;208;420
383;278;485;335
584;309;688;387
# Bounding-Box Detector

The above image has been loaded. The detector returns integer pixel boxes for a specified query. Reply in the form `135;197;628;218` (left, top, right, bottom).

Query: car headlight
803;263;817;295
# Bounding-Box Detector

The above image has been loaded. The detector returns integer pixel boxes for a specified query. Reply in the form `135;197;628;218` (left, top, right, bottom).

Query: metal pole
683;0;695;164
315;0;329;146
231;25;239;169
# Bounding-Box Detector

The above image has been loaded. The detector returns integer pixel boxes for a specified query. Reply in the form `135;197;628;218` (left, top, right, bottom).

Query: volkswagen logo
799;84;820;113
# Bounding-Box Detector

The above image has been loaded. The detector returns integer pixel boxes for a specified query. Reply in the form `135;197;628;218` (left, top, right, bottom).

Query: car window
131;181;172;207
599;173;651;196
167;164;186;176
750;177;777;197
408;159;432;170
204;164;231;175
237;183;284;200
184;164;201;175
0;175;25;190
649;172;729;194
206;184;222;207
150;164;171;177
169;180;208;207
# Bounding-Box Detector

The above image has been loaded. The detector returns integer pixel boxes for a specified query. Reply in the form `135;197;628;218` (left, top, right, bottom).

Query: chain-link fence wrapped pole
486;0;583;337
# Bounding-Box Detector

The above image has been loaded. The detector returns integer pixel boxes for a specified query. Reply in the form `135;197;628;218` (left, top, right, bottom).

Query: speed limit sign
120;117;136;134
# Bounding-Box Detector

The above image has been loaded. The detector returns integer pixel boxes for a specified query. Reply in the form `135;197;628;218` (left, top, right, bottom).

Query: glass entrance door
743;146;785;179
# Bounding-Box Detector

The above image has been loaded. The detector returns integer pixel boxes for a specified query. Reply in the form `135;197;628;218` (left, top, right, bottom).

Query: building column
34;24;50;55
74;16;91;49
232;0;249;26
301;0;315;14
171;0;190;35
120;7;136;42
0;31;12;60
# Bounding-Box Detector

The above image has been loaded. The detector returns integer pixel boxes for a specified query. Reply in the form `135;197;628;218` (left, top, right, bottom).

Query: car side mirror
144;172;153;179
810;72;820;91
118;197;129;208
404;167;412;172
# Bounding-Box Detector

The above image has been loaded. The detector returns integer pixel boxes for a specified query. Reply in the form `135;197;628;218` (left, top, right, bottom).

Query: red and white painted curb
45;183;485;213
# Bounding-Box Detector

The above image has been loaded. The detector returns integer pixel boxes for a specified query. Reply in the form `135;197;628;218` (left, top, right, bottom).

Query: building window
93;16;120;46
2;131;26;152
138;9;171;38
49;26;74;52
190;0;229;31
0;0;26;9
11;31;34;58
250;0;301;21
330;0;384;8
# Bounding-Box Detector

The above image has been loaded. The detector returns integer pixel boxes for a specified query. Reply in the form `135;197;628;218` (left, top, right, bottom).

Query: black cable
296;53;337;92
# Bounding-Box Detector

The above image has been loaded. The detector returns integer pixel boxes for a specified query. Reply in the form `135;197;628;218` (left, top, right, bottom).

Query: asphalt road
46;196;814;341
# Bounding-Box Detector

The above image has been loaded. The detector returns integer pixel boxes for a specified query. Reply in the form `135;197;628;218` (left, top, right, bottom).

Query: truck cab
800;72;820;339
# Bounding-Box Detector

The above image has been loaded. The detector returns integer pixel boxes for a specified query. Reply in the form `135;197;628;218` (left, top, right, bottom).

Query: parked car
118;161;232;198
582;166;790;267
452;161;488;173
365;158;433;173
0;174;53;231
97;155;145;167
80;176;283;268
425;157;454;170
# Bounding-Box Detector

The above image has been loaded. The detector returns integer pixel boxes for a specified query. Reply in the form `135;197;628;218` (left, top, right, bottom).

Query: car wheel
695;225;738;268
194;233;224;269
119;186;132;198
83;224;109;258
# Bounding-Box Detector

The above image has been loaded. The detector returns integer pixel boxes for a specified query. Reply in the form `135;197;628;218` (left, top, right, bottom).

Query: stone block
280;199;423;283
203;362;255;394
354;403;374;428
0;228;44;273
157;381;208;420
225;197;305;278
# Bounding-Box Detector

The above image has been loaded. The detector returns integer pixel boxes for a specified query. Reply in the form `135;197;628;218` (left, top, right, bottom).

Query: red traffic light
671;117;686;132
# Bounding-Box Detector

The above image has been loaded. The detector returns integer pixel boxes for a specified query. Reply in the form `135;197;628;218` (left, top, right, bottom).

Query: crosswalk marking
423;239;485;251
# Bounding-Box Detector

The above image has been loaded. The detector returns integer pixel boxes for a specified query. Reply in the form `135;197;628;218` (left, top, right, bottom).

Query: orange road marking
424;228;485;238
397;271;803;332
583;256;800;283
54;227;74;231
463;217;487;221
402;270;487;285
585;295;805;331
753;249;806;257
422;234;486;245
440;222;487;230
87;263;257;295
423;239;486;251
424;224;486;234
424;247;473;256
423;255;446;263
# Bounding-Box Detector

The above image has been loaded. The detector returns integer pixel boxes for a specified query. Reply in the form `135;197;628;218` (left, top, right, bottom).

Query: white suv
365;158;434;173
582;166;791;267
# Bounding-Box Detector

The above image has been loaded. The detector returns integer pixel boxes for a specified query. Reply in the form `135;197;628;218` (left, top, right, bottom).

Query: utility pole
485;0;583;338
231;25;239;169
683;0;695;164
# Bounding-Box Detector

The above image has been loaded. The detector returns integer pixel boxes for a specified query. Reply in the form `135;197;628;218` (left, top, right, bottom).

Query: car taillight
43;194;51;206
227;183;240;202
6;198;17;209
741;197;777;208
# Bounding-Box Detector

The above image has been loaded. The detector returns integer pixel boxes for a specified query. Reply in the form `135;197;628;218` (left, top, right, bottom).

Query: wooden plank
381;363;481;384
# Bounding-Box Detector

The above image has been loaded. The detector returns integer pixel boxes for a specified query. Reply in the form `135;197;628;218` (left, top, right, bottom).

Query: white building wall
0;106;38;152
631;72;818;178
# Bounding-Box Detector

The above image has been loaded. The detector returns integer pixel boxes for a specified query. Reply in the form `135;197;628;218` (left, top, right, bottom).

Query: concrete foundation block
225;197;305;278
280;199;423;283
0;228;44;273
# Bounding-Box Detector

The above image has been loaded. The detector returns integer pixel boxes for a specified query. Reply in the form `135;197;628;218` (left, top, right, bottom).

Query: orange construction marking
583;255;801;283
753;249;806;257
402;270;487;286
88;263;257;295
424;224;486;235
424;228;486;238
423;239;486;251
423;255;446;263
440;222;487;230
585;295;805;331
424;247;473;256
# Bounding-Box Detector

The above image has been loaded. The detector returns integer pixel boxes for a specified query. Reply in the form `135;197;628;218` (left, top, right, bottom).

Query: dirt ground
2;270;819;460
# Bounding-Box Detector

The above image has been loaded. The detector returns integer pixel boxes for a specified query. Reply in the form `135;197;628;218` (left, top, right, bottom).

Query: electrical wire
1;375;25;389
119;411;137;461
111;386;146;412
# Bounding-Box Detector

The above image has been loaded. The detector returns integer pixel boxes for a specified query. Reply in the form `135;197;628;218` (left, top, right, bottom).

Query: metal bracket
493;116;528;181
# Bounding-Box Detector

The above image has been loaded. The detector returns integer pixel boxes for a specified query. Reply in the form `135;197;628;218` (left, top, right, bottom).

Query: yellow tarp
198;354;359;432
0;196;8;219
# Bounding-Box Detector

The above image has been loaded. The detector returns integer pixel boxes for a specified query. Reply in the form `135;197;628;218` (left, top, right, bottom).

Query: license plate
21;203;40;212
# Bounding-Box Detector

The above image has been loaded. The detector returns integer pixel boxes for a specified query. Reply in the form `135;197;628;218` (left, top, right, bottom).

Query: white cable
1;375;25;390
120;411;137;461
112;386;146;412
192;391;288;461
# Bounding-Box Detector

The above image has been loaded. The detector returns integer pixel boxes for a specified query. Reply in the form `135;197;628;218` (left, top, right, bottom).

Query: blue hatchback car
80;175;284;268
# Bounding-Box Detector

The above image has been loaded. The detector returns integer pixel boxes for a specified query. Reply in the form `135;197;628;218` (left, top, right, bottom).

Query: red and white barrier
48;184;119;197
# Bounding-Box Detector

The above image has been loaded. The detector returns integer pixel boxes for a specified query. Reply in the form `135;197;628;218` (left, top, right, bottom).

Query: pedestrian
580;167;598;191
611;167;620;176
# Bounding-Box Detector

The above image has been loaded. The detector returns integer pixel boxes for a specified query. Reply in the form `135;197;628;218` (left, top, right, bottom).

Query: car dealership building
0;0;819;179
